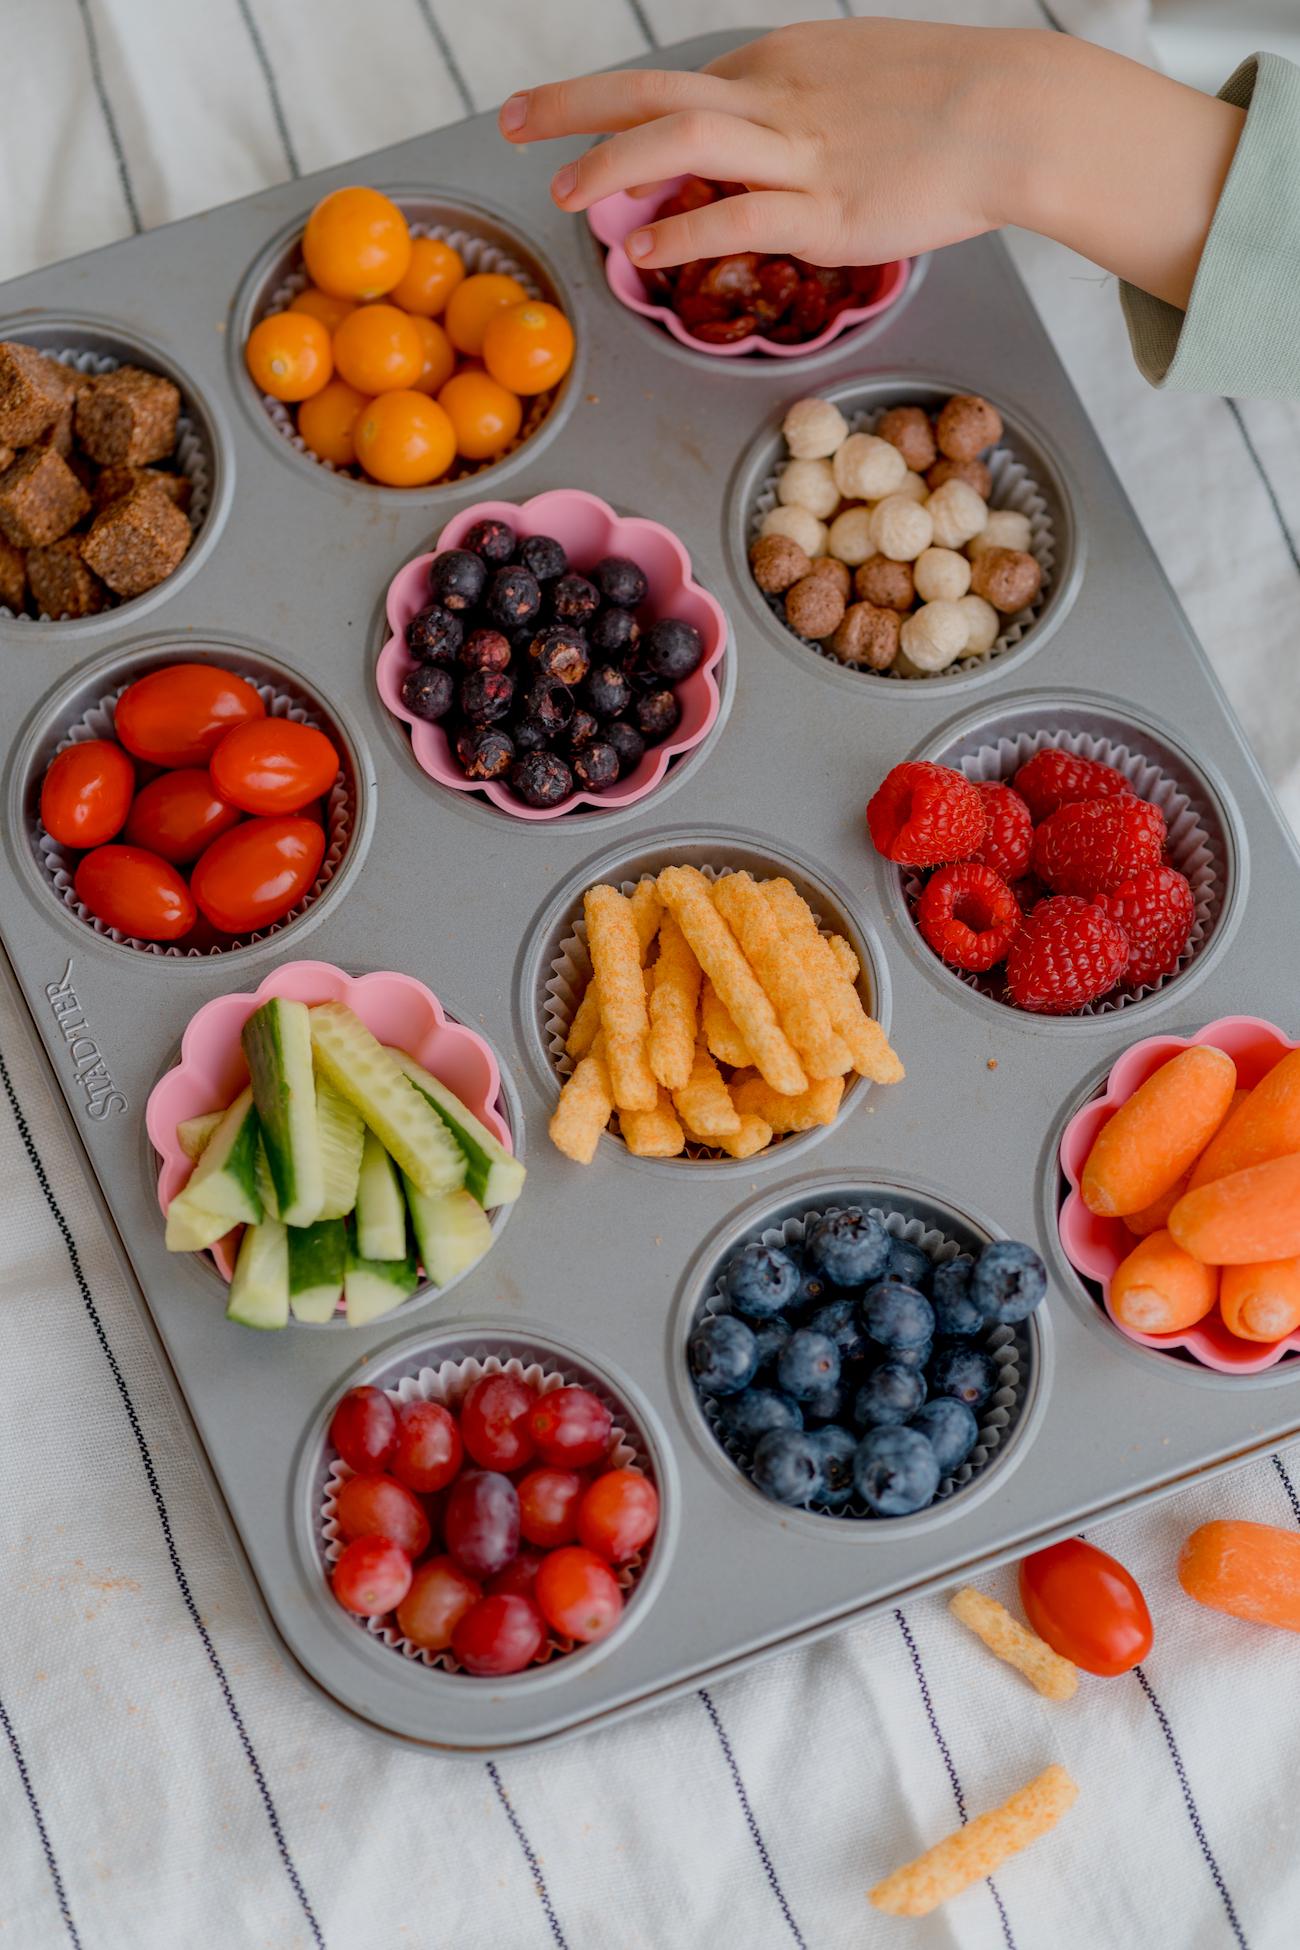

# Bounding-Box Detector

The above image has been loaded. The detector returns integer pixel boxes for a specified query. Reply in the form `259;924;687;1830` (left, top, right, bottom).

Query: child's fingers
552;113;794;213
626;190;823;268
500;68;736;142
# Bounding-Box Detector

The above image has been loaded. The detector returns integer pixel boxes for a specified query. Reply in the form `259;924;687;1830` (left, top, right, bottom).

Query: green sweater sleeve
1121;52;1300;395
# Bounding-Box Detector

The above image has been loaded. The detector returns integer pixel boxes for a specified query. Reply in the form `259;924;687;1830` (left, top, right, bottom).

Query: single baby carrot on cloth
869;1764;1078;1916
585;883;658;1112
656;865;807;1096
1081;1045;1237;1218
1179;1519;1300;1632
712;870;851;1079
1219;1257;1300;1341
948;1587;1079;1701
1189;1046;1300;1188
647;910;701;1093
1169;1153;1300;1263
1109;1229;1219;1334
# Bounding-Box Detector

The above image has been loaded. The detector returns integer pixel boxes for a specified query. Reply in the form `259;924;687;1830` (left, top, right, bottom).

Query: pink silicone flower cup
1058;1015;1299;1374
145;960;513;1296
377;489;727;820
588;177;910;358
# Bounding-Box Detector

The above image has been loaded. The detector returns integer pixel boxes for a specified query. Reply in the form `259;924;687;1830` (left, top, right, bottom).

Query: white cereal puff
927;478;988;550
782;397;848;460
913;546;972;603
832;433;908;502
900;600;969;672
956;593;1000;656
777;457;840;520
869;494;933;563
827;506;877;566
967;508;1033;557
760;503;828;556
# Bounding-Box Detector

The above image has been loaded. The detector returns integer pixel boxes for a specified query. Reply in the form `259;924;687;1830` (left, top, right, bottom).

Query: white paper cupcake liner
698;1203;1028;1519
257;222;555;484
900;727;1222;1015
36;677;353;957
318;1351;651;1673
1;346;210;624
749;402;1055;679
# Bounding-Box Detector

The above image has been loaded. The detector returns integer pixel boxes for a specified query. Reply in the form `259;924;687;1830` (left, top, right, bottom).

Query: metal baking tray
3;28;1299;1756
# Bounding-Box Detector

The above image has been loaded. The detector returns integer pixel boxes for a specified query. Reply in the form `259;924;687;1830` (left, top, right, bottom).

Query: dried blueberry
459;668;515;725
530;623;589;686
428;548;486;612
523;677;574;734
645;616;704;682
585;663;633;720
590;607;640;660
456;727;514;781
458;626;512;673
511;750;573;808
400;662;454;722
573;742;620;791
635;688;680;741
513;713;551;755
593;554;648;609
518;533;567;582
486;565;542;631
551;573;600;627
566;708;600;752
604;721;646;776
462;516;516;565
406;602;463;664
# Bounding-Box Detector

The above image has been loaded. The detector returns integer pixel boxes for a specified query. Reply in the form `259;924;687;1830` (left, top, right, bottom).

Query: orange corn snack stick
620;1088;685;1158
1179;1519;1300;1632
679;1109;774;1159
567;879;663;1060
1169;1153;1300;1264
1189;1048;1300;1189
648;911;701;1092
585;884;658;1112
712;871;851;1079
827;933;860;983
1110;1229;1219;1334
1219;1258;1300;1342
733;1072;844;1133
948;1588;1078;1701
549;1049;614;1164
1081;1046;1237;1218
869;1764;1078;1916
700;978;753;1068
656;866;807;1096
763;878;904;1085
673;1036;741;1138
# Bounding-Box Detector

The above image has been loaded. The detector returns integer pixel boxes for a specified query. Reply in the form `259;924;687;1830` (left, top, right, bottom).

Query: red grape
443;1469;520;1577
486;1546;546;1600
334;1473;431;1558
396;1555;481;1651
452;1593;547;1676
527;1386;612;1469
517;1467;585;1549
329;1385;396;1474
460;1374;538;1471
391;1399;463;1494
331;1536;412;1616
577;1469;660;1563
535;1547;623;1643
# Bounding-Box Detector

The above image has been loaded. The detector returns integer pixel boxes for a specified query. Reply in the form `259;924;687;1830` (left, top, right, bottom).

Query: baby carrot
1082;1046;1236;1218
1123;1173;1189;1238
1179;1520;1300;1632
1110;1230;1219;1334
1169;1153;1300;1264
1189;1047;1300;1188
1219;1258;1300;1342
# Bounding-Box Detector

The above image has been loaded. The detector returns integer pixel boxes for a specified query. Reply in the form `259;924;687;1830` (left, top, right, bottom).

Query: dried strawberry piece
675;292;730;329
867;761;987;867
1097;864;1196;986
789;278;829;335
700;253;762;303
1005;896;1130;1015
848;264;885;297
674;260;709;299
693;315;758;343
917;863;1021;972
1032;796;1166;897
755;259;799;320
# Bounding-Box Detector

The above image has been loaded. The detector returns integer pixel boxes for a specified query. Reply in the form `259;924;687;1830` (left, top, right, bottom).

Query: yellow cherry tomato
389;236;465;316
297;377;371;467
245;312;332;402
444;273;528;356
437;370;523;461
303;186;411;300
408;316;456;396
483;300;575;395
354;392;456;487
288;285;357;334
332;304;424;394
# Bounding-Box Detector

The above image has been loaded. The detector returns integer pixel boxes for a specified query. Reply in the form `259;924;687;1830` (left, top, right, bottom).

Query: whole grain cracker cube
93;464;193;514
75;366;180;467
81;480;191;596
26;537;106;619
35;367;83;459
0;341;69;447
0;447;92;548
0;533;26;612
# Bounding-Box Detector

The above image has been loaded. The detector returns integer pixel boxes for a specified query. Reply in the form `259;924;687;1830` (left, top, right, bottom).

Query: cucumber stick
344;1221;419;1328
403;1176;492;1288
226;1219;289;1330
287;1218;346;1323
179;1109;279;1220
388;1048;525;1210
355;1128;407;1259
165;1085;263;1253
242;997;324;1227
315;1073;365;1221
309;1002;464;1198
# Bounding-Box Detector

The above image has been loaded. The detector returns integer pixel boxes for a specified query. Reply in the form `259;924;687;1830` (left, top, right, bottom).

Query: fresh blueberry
889;1340;933;1373
584;663;633;720
810;1426;858;1510
593;554;648;609
854;1361;927;1429
750;1317;791;1374
801;1378;849;1427
573;742;620;791
400;662;454;723
635;688;680;742
590;607;640;659
751;1428;823;1505
931;1256;986;1338
551;573;600;627
406;602;462;664
777;1329;841;1402
793;1269;830;1316
853;1425;941;1517
510;750;573;808
517;534;567;583
909;1398;979;1476
428;547;486;612
715;1387;803;1449
885;1238;934;1292
928;1344;998;1409
861;1281;935;1352
644;616;704;682
807;1298;874;1366
461;516;516;564
455;727;514;781
604;721;646;776
689;1314;759;1396
722;1241;801;1319
972;1240;1047;1323
806;1208;892;1288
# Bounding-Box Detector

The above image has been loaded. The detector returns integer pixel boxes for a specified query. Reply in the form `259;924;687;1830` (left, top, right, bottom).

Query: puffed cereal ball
892;471;930;505
855;556;914;612
750;533;811;594
936;394;1003;461
956;593;1000;656
831;601;900;670
832;432;908;503
926;478;988;550
782;396;849;460
784;571;846;640
927;455;993;498
869;494;933;563
807;555;851;599
969;547;1043;613
827;505;877;566
876;405;936;474
760;503;827;558
967;508;1033;558
913;546;972;604
778;457;839;520
899;600;969;672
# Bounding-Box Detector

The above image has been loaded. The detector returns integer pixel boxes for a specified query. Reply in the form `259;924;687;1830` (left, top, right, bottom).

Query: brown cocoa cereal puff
81;481;191;596
855;557;914;613
876;405;936;474
935;394;1003;462
0;533;26;611
927;455;993;498
26;537;107;619
0;448;92;548
784;570;846;640
749;532;810;594
806;555;851;600
0;343;69;447
93;465;193;515
75;367;180;467
832;601;900;669
969;546;1042;613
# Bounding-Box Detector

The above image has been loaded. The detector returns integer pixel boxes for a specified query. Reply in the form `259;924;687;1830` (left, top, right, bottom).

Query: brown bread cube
0;342;69;446
34;368;83;459
0;443;14;473
26;537;106;619
0;534;26;612
81;481;191;596
0;448;92;547
92;464;193;514
75;366;180;466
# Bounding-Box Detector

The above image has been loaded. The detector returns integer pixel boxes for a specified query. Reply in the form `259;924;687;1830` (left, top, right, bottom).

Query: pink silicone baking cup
376;489;727;820
1058;1015;1299;1373
587;177;910;358
145;960;512;1293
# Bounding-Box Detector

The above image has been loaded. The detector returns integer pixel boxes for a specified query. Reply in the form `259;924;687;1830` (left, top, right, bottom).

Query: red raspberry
867;761;986;867
1010;873;1048;914
1097;865;1195;986
917;863;1021;972
1006;896;1130;1014
1013;748;1132;823
1032;796;1166;897
972;781;1033;880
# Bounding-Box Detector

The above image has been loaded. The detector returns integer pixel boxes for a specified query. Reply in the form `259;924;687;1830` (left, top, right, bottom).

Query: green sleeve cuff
1121;52;1300;395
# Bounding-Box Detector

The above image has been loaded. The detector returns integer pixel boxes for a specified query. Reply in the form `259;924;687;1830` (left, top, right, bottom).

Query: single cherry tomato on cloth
395;1556;480;1652
208;718;339;817
122;768;242;865
517;1467;585;1549
443;1469;520;1578
482;300;574;395
332;1535;411;1617
1019;1538;1153;1676
390;1399;463;1495
486;1546;546;1600
577;1469;660;1564
114;664;265;768
39;739;135;851
189;815;325;934
334;1473;430;1558
329;1385;396;1475
460;1373;537;1471
245;311;333;402
527;1386;612;1470
452;1593;547;1676
73;845;196;941
535;1546;623;1643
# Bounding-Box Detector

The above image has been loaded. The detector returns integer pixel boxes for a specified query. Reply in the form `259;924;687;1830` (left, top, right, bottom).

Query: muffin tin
3;28;1300;1758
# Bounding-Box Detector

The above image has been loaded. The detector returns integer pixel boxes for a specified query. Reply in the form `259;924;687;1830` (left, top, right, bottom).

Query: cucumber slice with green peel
344;1221;419;1328
255;1140;280;1222
403;1177;493;1288
242;997;324;1228
226;1219;290;1330
316;1072;365;1220
355;1129;407;1260
164;1085;263;1252
309;1002;464;1197
288;1218;346;1323
177;1111;222;1162
388;1049;525;1210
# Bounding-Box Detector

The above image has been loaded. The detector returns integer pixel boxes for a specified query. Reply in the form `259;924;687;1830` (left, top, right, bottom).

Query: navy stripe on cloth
0;1691;83;1949
1272;1453;1300;1527
233;0;301;178
72;0;142;233
698;1688;808;1949
623;0;657;48
893;1611;1017;1950
1225;400;1300;578
0;1045;325;1950
1132;1666;1248;1950
486;1762;570;1949
412;0;476;117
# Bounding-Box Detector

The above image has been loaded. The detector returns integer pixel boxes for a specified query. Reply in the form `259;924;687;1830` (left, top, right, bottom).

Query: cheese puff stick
700;978;753;1068
621;1088;686;1158
657;865;806;1096
648;911;701;1092
948;1588;1078;1701
827;934;860;983
549;1047;614;1164
763;878;904;1085
568;878;664;1059
674;1035;741;1138
870;1765;1077;1915
678;1109;774;1160
733;1073;844;1133
585;883;658;1111
712;870;850;1079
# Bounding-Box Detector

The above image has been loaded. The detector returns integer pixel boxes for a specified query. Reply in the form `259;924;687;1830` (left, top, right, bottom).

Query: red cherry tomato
332;1536;411;1616
577;1469;660;1564
73;845;196;941
443;1470;520;1577
329;1386;396;1475
208;718;340;816
460;1374;538;1471
535;1546;623;1643
1018;1539;1153;1676
517;1467;585;1549
452;1593;547;1675
122;767;242;865
40;739;135;848
114;663;265;767
486;1546;546;1599
390;1399;463;1494
334;1473;431;1558
527;1387;613;1469
395;1555;480;1651
189;815;325;934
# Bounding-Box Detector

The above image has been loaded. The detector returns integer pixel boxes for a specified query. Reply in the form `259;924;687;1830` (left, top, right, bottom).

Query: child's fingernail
552;163;577;201
626;228;653;260
501;92;528;133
